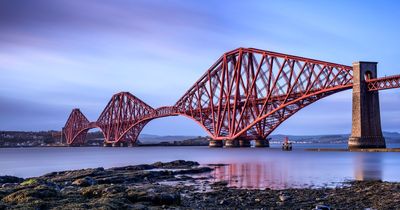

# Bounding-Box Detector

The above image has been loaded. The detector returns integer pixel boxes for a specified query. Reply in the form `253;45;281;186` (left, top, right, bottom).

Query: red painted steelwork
63;109;97;145
174;48;353;140
96;92;155;144
63;47;399;146
367;74;400;91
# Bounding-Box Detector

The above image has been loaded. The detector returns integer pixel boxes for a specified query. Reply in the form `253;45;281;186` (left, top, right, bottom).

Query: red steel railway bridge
63;48;400;148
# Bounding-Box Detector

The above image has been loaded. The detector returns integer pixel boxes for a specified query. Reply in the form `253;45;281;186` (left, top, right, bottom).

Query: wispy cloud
0;0;399;135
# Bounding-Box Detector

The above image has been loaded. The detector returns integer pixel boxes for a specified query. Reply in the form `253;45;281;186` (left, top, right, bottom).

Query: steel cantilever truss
63;47;400;145
174;48;353;140
367;74;400;91
96;92;156;144
63;109;92;145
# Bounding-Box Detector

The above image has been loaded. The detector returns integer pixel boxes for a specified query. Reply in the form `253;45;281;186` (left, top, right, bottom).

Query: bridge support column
103;143;112;147
224;139;239;147
238;139;251;147
255;138;270;147
349;62;386;149
209;140;223;148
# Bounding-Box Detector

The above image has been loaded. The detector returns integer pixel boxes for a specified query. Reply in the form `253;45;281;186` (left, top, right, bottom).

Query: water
1;143;400;189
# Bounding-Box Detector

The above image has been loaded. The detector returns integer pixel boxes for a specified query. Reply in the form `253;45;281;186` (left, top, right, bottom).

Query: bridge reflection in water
211;162;289;189
209;153;385;189
354;153;382;181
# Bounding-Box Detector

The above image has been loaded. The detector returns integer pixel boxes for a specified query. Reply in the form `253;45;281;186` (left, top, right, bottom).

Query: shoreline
1;160;399;209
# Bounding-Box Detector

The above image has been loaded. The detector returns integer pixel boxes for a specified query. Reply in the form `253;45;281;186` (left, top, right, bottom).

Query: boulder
72;177;97;187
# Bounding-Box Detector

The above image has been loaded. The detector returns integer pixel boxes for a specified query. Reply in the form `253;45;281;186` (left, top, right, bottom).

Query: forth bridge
62;48;400;149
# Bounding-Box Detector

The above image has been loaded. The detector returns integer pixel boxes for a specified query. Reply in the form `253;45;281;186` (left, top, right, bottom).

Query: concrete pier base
209;140;223;148
348;62;386;149
103;143;112;147
224;139;239;148
255;139;269;147
112;142;128;147
238;139;251;147
349;137;386;149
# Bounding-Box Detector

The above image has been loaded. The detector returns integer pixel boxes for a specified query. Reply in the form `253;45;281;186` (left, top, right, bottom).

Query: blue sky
0;0;399;135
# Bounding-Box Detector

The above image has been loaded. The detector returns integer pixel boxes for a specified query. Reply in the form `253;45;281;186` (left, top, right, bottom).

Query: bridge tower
348;62;386;149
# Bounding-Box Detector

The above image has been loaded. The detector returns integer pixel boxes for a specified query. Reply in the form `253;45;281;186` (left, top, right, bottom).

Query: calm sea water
1;143;400;189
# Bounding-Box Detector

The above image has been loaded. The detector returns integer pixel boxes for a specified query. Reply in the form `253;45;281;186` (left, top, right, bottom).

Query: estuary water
1;143;400;189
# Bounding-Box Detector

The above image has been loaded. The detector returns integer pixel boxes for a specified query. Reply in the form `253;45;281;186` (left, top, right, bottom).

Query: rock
72;176;97;187
1;183;18;188
153;192;181;205
111;164;155;171
315;204;331;210
152;160;200;169
0;176;24;184
2;185;58;204
211;181;228;188
279;193;291;202
59;186;77;196
45;167;105;183
80;186;104;198
254;198;261;202
0;201;8;209
176;167;213;175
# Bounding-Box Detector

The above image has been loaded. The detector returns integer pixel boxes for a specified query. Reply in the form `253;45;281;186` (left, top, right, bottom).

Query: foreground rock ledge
0;160;399;209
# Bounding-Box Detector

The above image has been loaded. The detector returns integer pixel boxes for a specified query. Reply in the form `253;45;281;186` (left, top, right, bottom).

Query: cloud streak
0;0;399;135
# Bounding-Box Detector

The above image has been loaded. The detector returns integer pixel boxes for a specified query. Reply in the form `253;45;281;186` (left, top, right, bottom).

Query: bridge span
62;48;400;148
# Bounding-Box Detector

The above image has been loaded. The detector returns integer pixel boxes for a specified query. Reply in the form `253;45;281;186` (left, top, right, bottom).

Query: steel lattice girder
96;92;156;144
367;74;400;91
63;109;92;145
174;48;353;140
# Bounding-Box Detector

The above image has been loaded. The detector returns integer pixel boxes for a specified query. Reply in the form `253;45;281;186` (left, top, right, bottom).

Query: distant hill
138;131;400;144
269;131;400;144
138;134;199;143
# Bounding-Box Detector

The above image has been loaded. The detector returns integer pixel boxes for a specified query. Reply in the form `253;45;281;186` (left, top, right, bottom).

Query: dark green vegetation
1;161;399;209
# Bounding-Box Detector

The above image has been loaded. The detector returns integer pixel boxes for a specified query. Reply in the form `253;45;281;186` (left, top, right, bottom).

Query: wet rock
278;192;291;202
45;167;105;183
0;201;8;210
1;183;18;188
152;160;199;169
211;181;228;188
2;185;58;204
59;186;78;196
153;192;181;205
81;185;105;198
315;204;331;210
126;189;149;203
0;176;24;185
103;185;126;195
72;176;97;187
110;164;155;171
175;167;213;175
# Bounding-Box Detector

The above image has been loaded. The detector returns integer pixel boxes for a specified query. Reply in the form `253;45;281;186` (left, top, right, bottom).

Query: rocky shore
0;160;399;209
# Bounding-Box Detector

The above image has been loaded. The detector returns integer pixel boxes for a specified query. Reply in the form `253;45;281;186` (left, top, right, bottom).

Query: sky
0;0;399;136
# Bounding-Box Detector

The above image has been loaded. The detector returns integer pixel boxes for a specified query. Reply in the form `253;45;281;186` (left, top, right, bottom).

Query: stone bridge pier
348;62;386;149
